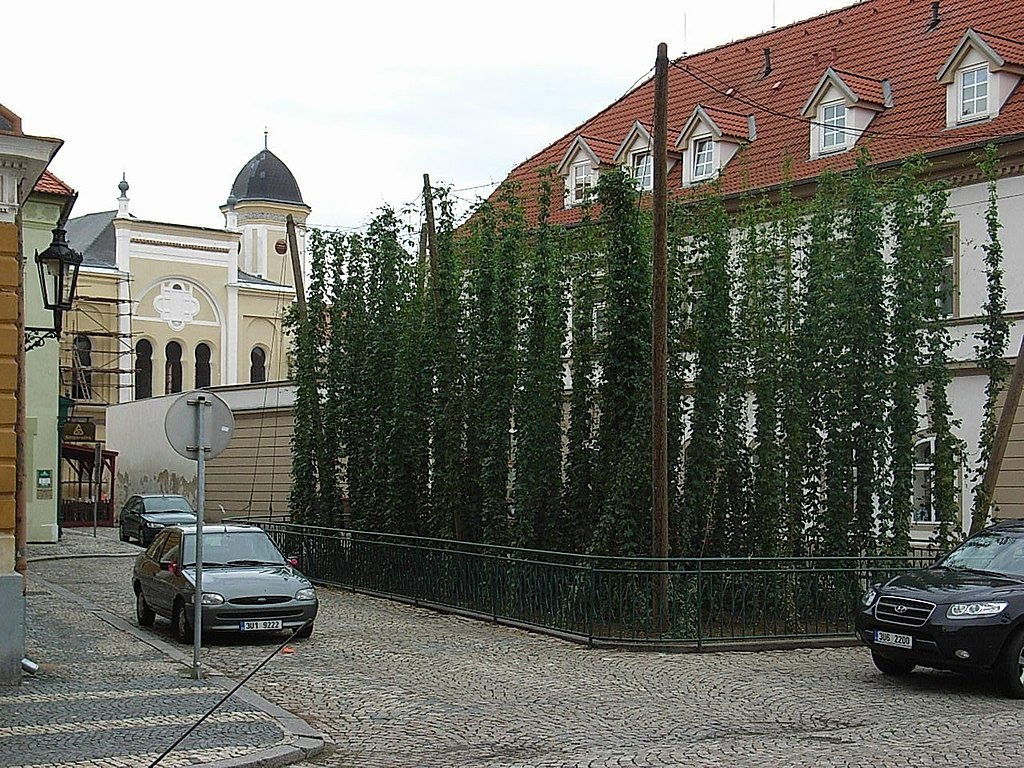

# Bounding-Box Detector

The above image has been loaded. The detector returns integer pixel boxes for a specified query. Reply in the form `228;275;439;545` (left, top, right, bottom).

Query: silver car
132;524;318;640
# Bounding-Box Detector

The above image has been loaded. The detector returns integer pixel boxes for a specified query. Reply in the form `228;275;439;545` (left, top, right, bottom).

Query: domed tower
221;145;310;288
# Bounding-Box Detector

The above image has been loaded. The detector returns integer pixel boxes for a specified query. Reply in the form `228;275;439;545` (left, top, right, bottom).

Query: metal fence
239;518;939;649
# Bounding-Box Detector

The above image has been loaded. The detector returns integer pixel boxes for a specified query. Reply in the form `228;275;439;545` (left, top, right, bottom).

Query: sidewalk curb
32;574;329;768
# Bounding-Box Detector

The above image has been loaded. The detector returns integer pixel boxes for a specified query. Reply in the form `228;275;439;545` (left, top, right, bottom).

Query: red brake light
287;557;299;567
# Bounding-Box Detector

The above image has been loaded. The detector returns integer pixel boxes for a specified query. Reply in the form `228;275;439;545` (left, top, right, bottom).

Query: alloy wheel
1018;647;1024;685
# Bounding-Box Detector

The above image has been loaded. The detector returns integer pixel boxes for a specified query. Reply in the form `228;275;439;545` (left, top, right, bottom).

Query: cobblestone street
23;541;1024;768
4;578;288;767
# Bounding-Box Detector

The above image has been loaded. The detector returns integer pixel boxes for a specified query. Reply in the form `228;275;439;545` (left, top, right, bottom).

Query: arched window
195;343;212;389
134;339;153;399
913;437;936;523
72;334;92;400
165;341;183;394
250;346;267;383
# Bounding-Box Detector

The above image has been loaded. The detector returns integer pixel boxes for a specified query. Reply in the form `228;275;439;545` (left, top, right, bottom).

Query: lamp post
26;227;82;351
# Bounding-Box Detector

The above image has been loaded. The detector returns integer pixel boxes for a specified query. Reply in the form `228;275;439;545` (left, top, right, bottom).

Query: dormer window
558;135;613;207
570;162;593;205
820;102;848;151
802;68;889;159
959;65;989;120
938;29;1024;129
630;151;653;191
612;121;671;193
676;105;753;186
692;138;715;180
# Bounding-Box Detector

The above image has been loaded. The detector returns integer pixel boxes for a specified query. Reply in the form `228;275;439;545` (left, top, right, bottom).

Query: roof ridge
975;28;1024;44
502;0;874;181
672;0;873;66
830;67;885;80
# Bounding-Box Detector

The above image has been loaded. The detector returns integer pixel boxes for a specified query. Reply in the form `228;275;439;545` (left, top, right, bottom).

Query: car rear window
145;497;193;513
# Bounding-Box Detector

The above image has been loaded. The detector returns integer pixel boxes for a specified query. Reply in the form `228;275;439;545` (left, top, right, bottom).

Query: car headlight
946;601;1008;619
145;521;164;528
861;587;878;607
295;588;316;601
199;592;225;606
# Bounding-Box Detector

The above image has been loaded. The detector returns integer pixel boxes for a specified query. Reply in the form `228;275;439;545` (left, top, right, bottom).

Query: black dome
228;149;304;206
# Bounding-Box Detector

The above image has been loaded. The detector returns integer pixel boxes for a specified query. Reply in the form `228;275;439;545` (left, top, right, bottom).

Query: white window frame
819;101;848;152
958;64;990;122
630;150;653;191
913;436;937;524
570;162;593;206
691;137;715;181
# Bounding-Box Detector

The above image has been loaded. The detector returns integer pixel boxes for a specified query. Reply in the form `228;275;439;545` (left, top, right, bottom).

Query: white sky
8;0;852;230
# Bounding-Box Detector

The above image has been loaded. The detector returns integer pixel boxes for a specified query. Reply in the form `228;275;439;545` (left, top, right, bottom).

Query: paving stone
29;552;1024;768
5;548;291;768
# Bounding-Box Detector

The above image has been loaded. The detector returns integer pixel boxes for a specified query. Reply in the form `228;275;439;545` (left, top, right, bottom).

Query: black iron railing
235;518;939;648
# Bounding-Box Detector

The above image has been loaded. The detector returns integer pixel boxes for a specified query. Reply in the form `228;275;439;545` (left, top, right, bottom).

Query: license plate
239;619;283;631
875;630;913;649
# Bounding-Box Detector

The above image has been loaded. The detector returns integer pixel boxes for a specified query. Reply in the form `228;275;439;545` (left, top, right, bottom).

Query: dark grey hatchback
132;524;318;641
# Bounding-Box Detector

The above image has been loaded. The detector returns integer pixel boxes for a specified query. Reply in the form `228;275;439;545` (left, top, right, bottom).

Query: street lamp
27;227;82;350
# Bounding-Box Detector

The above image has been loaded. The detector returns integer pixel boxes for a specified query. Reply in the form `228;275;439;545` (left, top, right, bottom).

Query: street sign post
164;391;234;679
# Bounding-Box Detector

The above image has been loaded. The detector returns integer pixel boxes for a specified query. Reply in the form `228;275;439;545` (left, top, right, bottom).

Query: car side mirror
287;557;299;567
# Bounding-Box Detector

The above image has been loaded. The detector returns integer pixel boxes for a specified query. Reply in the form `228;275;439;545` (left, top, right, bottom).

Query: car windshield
940;531;1024;578
181;530;285;567
145;497;193;513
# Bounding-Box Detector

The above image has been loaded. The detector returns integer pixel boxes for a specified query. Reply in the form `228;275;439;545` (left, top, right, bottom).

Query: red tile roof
495;0;1024;225
34;170;74;197
702;106;753;139
976;29;1024;67
831;69;888;106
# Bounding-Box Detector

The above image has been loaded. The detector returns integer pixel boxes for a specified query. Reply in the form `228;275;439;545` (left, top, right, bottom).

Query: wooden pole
651;42;670;629
972;334;1024;534
421;173;462;540
285;214;307;321
422;174;441;310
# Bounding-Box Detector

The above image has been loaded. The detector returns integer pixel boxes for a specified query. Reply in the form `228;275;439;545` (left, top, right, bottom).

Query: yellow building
60;146;309;525
0;102;63;684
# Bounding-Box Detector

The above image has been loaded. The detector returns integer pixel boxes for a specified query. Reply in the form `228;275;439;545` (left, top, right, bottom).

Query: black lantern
35;227;82;320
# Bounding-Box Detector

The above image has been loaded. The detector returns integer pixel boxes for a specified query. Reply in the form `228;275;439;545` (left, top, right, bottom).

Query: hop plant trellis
290;151;995;558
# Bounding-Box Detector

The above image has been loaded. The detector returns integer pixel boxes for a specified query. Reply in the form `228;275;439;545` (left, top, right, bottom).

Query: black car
119;494;197;546
856;521;1024;697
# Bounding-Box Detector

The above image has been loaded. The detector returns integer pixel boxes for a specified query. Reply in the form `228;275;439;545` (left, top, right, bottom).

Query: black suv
856;521;1024;697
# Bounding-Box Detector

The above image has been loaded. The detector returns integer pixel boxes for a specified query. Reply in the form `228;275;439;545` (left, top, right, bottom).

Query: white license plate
239;619;283;631
875;630;913;649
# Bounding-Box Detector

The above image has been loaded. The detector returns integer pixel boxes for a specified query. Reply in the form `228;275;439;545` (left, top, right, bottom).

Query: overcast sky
8;0;851;230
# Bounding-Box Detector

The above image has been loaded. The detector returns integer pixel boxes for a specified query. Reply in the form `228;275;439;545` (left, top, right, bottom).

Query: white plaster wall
107;382;296;511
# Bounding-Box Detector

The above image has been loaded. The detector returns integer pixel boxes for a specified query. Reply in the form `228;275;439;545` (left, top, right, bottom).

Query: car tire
135;588;155;627
997;627;1024;699
295;622;313;639
871;651;915;676
173;600;193;644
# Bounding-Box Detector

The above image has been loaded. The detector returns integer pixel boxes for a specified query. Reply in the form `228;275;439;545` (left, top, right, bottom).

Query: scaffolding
61;286;136;406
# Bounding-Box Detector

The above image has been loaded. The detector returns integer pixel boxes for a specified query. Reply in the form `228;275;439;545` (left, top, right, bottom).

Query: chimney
929;1;940;29
763;47;773;77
